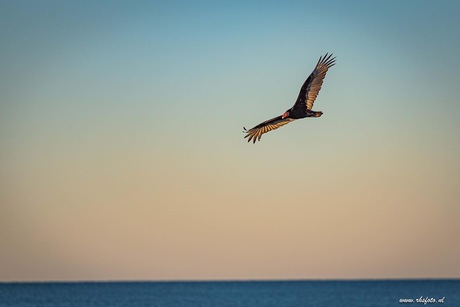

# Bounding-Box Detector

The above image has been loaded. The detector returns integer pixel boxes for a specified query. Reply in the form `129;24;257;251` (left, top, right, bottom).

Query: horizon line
2;277;459;284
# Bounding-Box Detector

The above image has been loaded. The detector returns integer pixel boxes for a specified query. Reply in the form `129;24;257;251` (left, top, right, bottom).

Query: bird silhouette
243;53;336;143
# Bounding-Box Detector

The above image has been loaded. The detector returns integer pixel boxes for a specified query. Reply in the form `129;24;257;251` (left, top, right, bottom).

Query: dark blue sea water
0;280;458;306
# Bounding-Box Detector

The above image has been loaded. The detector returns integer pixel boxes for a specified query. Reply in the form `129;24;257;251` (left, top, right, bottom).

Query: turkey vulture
243;53;335;143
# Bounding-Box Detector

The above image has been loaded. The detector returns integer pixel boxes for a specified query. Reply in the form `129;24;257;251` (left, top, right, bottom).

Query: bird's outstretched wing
244;116;294;143
293;53;336;111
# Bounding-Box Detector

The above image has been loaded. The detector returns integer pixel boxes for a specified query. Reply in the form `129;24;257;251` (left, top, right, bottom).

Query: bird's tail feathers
314;111;323;117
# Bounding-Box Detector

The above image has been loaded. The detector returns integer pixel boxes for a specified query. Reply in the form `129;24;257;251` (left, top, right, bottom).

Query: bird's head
282;111;290;119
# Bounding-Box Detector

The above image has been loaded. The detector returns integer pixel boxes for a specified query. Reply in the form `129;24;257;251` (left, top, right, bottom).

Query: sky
1;0;460;282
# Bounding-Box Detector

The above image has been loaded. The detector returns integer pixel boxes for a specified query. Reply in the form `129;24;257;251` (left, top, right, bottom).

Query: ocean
0;279;458;306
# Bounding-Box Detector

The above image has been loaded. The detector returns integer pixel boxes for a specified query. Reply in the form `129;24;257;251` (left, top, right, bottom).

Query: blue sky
1;0;459;281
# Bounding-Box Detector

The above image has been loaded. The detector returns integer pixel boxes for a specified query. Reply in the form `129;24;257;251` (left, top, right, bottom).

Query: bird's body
244;53;335;143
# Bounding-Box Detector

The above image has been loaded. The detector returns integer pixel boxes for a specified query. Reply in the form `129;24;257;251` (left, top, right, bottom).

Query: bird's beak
282;112;288;119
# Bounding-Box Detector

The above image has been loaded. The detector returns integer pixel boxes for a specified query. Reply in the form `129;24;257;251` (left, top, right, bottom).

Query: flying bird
243;53;336;143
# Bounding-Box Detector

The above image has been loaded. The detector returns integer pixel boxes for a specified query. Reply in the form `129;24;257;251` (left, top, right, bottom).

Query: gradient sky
1;0;460;281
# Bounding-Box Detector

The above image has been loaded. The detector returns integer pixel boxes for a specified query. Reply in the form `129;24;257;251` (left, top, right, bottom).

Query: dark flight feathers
294;53;335;111
243;116;294;143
